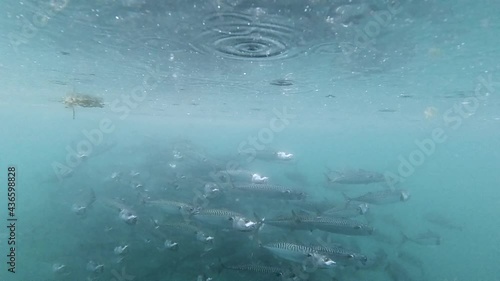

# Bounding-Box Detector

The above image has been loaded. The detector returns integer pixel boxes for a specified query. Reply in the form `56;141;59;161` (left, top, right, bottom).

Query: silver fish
311;245;368;266
323;202;369;218
343;189;410;205
203;182;224;199
260;212;316;232
220;169;256;183
401;230;441;246
104;199;138;225
262;242;336;268
325;168;385;185
218;258;286;277
423;212;463;231
159;223;214;244
231;183;306;200
71;189;96;217
163;240;179;251
289;200;336;215
293;212;374;236
147;199;195;216
193;208;260;232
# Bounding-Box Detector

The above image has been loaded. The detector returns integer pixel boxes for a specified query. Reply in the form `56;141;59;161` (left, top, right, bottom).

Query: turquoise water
1;1;500;280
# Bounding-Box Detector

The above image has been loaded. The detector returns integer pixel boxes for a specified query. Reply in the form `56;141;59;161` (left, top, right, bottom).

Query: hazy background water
1;0;500;280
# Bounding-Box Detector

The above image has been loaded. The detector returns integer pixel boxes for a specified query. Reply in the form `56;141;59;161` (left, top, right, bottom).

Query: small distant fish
217;258;286;277
52;263;71;276
86;261;104;273
71;189;96;217
270;78;294;86
104;199;138;225
193;208;242;226
398;94;413;98
147;199;195;216
290;200;336;216
220;169;255;183
203;182;223;199
262;211;373;235
343;189;410;205
113;245;129;256
163;239;179;251
401;230;441;246
295;213;374;236
193;208;261;232
423;212;463;231
323;201;369;218
231;183;306;200
119;209;138;225
325;168;386;185
378;108;397;113
260;212;311;232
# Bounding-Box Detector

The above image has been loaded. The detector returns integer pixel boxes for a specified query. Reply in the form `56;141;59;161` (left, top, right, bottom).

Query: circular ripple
213;34;287;59
192;12;300;60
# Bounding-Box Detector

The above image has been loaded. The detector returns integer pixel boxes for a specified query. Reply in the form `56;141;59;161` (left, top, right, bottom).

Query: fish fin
324;164;333;172
253;212;264;223
252;212;265;242
87;188;96;208
342;192;352;202
323;172;332;183
216;258;225;274
399;231;409;246
291;210;302;224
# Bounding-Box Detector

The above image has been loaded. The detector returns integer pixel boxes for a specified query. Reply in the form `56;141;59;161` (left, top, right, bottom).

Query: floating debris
270;78;294;86
424;106;438;119
62;93;104;119
378;108;397;113
325;94;336;98
398;94;413;98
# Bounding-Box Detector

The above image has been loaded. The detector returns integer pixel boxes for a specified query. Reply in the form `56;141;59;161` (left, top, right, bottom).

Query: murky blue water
1;0;500;280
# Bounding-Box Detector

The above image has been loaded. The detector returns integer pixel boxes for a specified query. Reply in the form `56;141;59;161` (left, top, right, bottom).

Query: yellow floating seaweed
62;93;104;119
